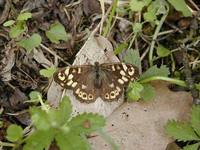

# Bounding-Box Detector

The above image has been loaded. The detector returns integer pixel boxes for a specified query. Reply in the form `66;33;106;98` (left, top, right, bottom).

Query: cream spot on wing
115;89;119;95
122;63;128;71
105;93;109;99
68;74;73;80
71;82;77;88
82;92;87;100
116;86;121;92
110;91;116;99
72;69;76;73
128;67;135;76
78;91;82;97
75;88;80;94
112;65;115;71
64;68;70;75
78;68;81;74
109;83;114;88
67;80;73;86
82;84;87;89
122;76;128;82
58;73;65;81
118;79;124;84
120;70;126;76
88;94;93;100
60;83;64;87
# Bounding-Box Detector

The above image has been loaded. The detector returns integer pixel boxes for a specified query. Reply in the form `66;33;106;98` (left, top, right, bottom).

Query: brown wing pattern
100;63;139;101
53;62;139;103
53;65;99;103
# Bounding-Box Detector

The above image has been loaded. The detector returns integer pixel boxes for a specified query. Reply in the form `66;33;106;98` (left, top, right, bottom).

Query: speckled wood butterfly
53;62;139;103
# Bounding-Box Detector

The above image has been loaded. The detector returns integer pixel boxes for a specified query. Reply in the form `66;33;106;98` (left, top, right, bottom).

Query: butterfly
53;62;139;103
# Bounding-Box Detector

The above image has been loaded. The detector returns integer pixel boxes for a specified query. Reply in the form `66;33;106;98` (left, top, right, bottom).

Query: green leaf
127;82;143;101
30;107;51;130
129;0;151;12
68;113;105;134
114;43;128;55
46;22;70;44
140;65;169;80
6;124;23;142
29;91;42;102
132;23;142;33
191;106;200;136
156;45;171;57
124;49;141;68
140;84;155;101
183;143;200;150
58;96;72;122
165;120;200;142
196;83;200;91
23;130;54;150
167;0;192;17
9;22;26;38
48;96;72;127
39;67;56;78
3;20;15;27
55;132;90;150
17;33;42;52
17;12;32;21
144;9;156;23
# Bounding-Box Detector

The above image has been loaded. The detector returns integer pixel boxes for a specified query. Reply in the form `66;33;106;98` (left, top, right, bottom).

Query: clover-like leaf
165;120;200;142
156;45;171;57
183;143;200;150
191;106;200;136
30;107;51;130
17;12;32;21
55;132;90;150
46;22;70;44
167;0;192;17
140;65;169;80
6;124;23;142
127;82;144;101
124;49;141;68
40;67;57;78
140;84;155;101
48;96;72;127
23;130;54;150
17;33;42;52
68;113;105;134
3;20;15;27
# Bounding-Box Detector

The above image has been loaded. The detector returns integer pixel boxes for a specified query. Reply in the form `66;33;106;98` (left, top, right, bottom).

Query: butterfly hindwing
99;63;139;101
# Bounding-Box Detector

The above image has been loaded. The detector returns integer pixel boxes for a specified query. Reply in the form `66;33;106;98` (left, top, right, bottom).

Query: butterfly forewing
54;65;99;103
53;62;139;103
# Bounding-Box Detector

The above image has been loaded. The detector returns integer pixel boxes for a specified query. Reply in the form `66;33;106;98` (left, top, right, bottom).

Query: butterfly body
54;62;139;103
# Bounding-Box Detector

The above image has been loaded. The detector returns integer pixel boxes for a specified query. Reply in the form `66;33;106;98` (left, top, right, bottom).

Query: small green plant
165;106;200;150
0;92;116;150
3;12;70;53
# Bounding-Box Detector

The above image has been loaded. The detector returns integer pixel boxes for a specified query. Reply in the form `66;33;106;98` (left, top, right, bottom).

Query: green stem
0;141;15;147
149;6;169;66
103;0;118;37
139;76;187;87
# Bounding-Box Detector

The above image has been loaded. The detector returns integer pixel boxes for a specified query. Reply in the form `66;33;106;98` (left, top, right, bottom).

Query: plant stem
139;76;187;87
0;141;15;147
103;0;118;37
149;6;169;66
